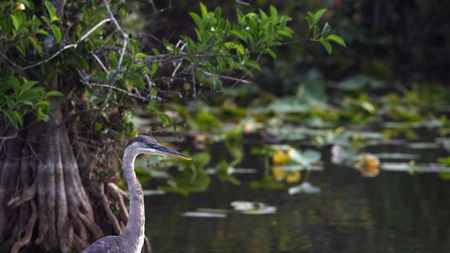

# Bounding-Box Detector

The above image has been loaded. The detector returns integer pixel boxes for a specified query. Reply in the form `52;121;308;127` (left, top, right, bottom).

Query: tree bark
0;75;154;252
0;97;104;252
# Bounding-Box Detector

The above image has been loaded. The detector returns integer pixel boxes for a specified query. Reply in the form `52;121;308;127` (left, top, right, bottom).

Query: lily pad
181;211;227;218
375;153;420;160
381;163;450;173
288;182;321;195
406;142;441;149
143;189;165;196
230;201;277;214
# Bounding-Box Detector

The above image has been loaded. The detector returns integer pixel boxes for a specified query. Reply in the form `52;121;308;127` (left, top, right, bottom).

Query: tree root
100;183;122;234
0;102;104;252
10;201;37;253
7;182;36;208
107;182;129;222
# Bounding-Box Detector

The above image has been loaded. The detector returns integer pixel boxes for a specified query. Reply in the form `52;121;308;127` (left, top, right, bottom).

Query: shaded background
137;0;450;96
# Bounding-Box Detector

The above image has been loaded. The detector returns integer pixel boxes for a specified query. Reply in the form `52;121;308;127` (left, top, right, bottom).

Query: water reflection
145;164;450;253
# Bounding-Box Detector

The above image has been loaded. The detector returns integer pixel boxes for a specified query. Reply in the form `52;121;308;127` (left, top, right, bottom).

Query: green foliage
1;1;301;129
174;2;294;87
0;1;64;127
305;9;346;54
0;74;61;127
438;157;450;167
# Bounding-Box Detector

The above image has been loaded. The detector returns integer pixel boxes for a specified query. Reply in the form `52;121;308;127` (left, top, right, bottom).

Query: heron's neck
121;149;145;253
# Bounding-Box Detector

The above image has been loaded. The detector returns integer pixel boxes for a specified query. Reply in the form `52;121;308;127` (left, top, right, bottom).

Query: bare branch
198;69;253;85
91;53;109;74
77;69;162;102
0;131;18;140
102;0;129;71
99;183;121;235
171;41;187;80
236;0;251;6
3;18;112;71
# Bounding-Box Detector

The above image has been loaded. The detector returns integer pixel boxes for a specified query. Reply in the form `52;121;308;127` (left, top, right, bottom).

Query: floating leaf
142;189;165;196
288;182;321;195
438;157;450;166
375;153;420;160
302;150;321;164
231;201;277;214
181;211;226;218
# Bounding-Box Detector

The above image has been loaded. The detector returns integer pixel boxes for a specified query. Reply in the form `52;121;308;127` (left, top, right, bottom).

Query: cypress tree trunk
0;78;152;252
0;99;103;252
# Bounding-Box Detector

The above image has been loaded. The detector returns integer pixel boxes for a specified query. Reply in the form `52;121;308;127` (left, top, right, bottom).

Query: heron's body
82;236;120;253
82;136;190;253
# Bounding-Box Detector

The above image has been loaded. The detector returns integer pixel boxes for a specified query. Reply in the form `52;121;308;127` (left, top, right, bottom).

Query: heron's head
126;135;191;160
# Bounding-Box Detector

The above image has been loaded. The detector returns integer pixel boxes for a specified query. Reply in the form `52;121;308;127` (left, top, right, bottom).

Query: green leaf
189;12;204;30
244;60;261;72
313;9;327;22
7;76;20;95
199;2;208;17
305;8;327;29
4;109;23;128
94;122;103;131
269;5;278;18
134;52;147;59
44;1;59;22
47;90;63;97
312;25;320;39
50;24;61;43
305;15;314;29
159;113;173;125
230;29;248;41
10;14;20;30
326;34;346;47
37;107;49;121
321;22;331;37
224;41;245;55
277;27;294;38
266;48;277;59
36;29;49;36
319;39;332;55
28;36;43;55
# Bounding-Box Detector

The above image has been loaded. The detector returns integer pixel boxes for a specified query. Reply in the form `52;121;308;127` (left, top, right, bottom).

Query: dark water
145;149;450;253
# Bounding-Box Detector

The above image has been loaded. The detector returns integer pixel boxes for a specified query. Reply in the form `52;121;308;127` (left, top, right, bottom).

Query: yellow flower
286;171;301;183
364;154;380;171
272;167;286;181
354;153;380;177
272;151;290;165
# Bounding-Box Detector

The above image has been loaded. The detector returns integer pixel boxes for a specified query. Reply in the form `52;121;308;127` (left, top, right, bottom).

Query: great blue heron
83;135;191;253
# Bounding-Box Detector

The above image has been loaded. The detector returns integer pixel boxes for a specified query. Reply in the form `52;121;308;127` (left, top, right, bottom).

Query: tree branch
2;18;112;71
102;0;128;72
77;70;162;102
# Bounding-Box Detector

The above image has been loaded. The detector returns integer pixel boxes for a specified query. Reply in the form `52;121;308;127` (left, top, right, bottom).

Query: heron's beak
152;144;192;160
